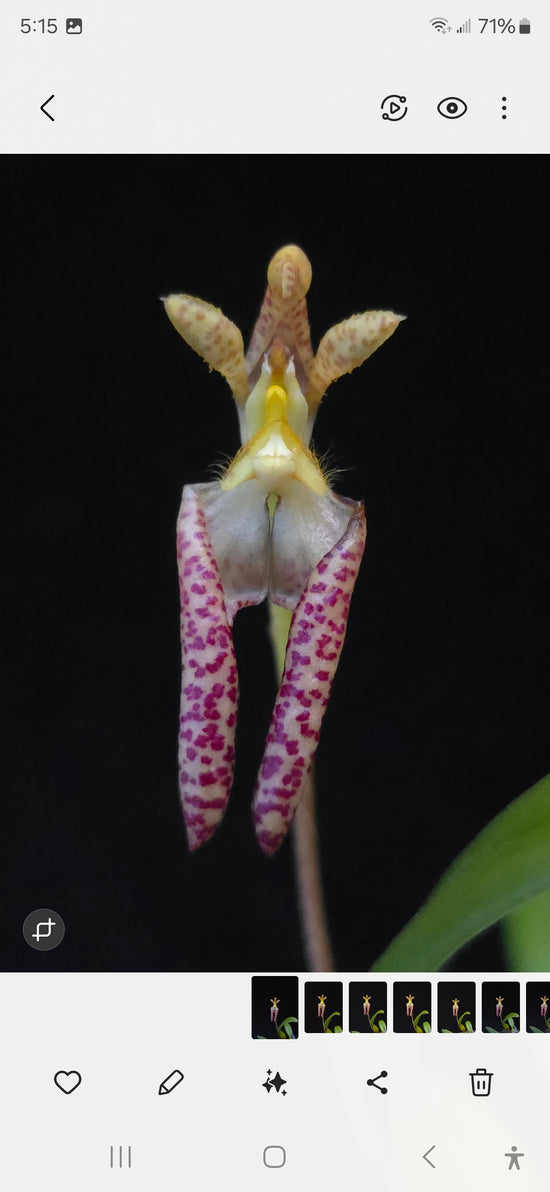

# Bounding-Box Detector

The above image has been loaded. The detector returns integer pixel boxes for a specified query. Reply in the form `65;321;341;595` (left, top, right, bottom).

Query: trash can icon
470;1068;493;1096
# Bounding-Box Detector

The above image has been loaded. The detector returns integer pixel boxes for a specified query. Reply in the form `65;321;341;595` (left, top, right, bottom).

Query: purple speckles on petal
199;771;217;786
205;652;228;674
261;753;284;781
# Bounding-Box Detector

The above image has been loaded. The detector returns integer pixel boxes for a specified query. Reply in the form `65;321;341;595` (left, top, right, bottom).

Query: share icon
367;1070;389;1094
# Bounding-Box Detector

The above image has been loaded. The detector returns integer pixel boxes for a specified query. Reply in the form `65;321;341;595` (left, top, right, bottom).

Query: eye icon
437;96;467;119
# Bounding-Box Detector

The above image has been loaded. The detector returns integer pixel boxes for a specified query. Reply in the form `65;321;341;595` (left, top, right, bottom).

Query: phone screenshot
1;4;548;1188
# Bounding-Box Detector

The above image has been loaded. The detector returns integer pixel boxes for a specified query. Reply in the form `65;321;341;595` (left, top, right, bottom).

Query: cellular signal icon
456;18;471;32
430;16;452;32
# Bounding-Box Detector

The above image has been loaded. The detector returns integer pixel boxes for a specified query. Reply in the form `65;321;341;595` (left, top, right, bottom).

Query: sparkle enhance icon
262;1069;288;1095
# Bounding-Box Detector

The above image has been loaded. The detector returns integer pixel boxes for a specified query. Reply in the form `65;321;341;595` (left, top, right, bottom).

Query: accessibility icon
505;1146;524;1171
381;95;408;121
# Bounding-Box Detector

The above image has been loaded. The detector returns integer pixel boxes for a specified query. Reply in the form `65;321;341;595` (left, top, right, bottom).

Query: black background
2;155;549;973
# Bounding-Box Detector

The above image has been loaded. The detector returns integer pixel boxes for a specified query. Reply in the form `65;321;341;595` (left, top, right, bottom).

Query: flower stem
268;601;334;972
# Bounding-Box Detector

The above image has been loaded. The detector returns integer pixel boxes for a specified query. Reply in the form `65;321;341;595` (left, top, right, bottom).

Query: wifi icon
430;16;452;32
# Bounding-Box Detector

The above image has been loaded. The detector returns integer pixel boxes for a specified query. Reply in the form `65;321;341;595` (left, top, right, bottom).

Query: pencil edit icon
158;1069;184;1095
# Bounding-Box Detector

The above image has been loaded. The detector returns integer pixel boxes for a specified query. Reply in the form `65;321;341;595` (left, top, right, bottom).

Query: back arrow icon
423;1145;436;1169
40;95;55;121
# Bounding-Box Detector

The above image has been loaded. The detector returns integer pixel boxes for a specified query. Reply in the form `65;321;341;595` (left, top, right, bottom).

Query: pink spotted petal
253;501;367;855
176;486;242;850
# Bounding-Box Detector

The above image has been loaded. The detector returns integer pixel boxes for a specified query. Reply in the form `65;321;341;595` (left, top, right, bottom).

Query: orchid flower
164;246;403;856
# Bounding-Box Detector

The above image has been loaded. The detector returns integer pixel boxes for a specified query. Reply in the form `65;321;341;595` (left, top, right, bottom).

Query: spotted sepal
176;485;240;850
253;501;367;854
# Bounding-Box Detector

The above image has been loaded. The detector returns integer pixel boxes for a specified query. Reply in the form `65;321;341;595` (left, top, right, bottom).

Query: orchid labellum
164;246;403;855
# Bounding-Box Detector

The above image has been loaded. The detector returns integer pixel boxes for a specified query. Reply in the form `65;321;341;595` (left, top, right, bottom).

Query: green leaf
279;1016;298;1035
503;888;550;969
334;1025;343;1033
379;1021;387;1032
372;771;550;972
324;1012;341;1029
423;1022;431;1033
413;1009;429;1030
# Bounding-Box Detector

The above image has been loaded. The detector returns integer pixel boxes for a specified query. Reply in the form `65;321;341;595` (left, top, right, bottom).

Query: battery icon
519;17;531;33
470;1068;493;1096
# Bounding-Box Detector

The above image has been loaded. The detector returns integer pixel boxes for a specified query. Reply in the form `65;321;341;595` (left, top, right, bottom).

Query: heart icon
54;1070;82;1094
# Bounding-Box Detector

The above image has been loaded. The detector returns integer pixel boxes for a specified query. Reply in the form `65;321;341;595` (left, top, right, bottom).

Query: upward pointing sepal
163;293;250;403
